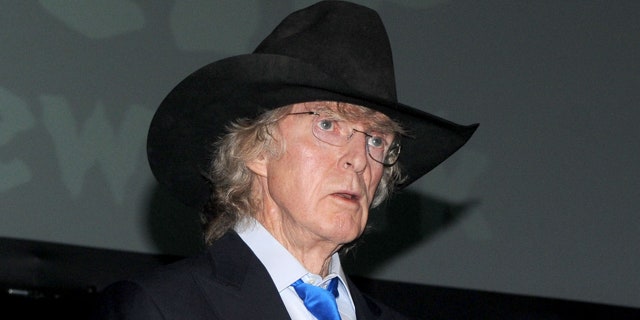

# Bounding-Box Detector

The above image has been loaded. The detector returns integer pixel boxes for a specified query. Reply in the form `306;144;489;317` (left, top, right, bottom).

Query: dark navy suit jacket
92;231;410;319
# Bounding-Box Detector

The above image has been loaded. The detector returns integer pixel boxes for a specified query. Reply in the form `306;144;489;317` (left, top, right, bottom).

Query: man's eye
318;119;334;131
368;135;385;148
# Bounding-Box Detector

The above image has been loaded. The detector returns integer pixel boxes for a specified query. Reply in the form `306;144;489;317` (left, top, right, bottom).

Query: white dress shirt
235;218;356;320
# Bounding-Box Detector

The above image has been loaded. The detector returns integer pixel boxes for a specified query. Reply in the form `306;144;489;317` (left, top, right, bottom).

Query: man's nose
341;130;369;172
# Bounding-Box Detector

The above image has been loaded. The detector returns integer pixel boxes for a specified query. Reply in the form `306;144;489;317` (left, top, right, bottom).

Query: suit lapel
191;231;291;319
186;231;391;319
347;276;383;319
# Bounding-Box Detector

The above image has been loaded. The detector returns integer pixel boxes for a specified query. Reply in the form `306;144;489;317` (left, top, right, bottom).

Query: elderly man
93;1;477;319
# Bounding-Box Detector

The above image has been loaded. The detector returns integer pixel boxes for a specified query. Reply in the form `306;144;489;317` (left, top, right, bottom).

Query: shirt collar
235;217;348;292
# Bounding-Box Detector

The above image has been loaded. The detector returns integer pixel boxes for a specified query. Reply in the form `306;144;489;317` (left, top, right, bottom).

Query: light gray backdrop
1;0;638;309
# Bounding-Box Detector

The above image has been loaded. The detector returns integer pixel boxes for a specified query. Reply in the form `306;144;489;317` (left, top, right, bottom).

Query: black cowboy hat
147;0;478;209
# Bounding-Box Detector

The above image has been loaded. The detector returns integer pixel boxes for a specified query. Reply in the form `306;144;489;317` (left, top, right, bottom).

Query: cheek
268;143;326;193
365;167;385;199
286;139;333;173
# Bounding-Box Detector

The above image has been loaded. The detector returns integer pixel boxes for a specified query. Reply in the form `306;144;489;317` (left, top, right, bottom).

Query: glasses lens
309;114;401;166
312;117;344;145
381;139;401;166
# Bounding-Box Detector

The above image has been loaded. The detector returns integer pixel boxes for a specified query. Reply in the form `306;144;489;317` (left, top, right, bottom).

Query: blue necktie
292;277;341;320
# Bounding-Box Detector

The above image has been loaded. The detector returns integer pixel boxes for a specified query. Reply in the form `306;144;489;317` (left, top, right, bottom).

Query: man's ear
246;155;268;177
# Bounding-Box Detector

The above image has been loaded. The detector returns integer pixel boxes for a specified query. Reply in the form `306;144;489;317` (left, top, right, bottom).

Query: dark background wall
1;0;638;309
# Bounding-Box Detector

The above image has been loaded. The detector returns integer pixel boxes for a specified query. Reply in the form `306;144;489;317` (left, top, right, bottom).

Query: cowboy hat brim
147;53;478;208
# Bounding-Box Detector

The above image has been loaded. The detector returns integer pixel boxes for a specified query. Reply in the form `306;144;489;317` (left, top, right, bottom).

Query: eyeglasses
286;111;401;166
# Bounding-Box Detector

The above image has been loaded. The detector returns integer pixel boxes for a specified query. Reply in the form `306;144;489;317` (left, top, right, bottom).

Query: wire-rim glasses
286;111;401;166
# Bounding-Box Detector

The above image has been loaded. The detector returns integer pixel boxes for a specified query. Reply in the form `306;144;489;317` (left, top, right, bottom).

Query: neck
256;213;340;277
249;176;344;276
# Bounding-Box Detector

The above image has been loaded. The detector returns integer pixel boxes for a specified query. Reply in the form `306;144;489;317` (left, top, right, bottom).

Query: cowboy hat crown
147;0;478;208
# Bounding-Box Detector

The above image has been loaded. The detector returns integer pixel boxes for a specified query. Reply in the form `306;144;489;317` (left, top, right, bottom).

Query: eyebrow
308;103;397;135
308;105;334;115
